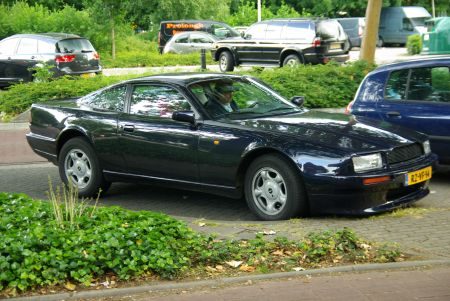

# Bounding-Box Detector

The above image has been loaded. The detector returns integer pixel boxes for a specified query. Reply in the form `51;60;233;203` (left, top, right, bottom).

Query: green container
421;17;450;54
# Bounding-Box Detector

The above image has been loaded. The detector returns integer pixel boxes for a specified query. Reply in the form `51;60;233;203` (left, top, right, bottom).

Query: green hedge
244;61;374;108
0;61;375;117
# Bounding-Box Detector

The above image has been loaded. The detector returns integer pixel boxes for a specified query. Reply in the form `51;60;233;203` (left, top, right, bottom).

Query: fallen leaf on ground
292;267;305;272
239;264;256;272
64;282;76;291
225;260;243;268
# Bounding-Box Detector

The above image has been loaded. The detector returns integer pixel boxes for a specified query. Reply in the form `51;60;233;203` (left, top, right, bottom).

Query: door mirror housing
290;96;305;107
172;111;196;124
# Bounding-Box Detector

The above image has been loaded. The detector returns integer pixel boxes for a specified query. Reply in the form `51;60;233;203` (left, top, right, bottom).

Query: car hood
227;110;426;152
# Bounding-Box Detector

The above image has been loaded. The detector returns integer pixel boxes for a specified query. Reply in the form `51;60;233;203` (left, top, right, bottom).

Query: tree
83;0;127;59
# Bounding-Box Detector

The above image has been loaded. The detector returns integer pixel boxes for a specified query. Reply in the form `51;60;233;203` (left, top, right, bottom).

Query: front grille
387;143;423;165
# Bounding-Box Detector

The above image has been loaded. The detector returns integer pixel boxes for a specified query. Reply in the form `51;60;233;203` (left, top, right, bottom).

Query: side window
281;22;314;40
16;38;38;55
0;38;19;55
38;40;56;54
407;68;432;101
245;23;267;39
265;22;285;39
408;67;450;103
80;85;126;111
385;69;409;100
402;18;414;31
190;34;212;44
175;35;189;43
130;85;191;118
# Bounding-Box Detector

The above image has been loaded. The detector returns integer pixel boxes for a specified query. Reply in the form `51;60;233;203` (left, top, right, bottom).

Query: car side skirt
103;170;243;199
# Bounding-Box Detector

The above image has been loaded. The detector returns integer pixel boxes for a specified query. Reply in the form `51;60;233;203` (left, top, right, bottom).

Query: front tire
59;137;110;197
244;154;308;220
219;51;235;72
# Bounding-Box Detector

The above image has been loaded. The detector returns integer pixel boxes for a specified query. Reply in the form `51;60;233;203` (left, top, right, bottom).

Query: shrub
243;61;375;108
0;192;403;294
407;34;422;55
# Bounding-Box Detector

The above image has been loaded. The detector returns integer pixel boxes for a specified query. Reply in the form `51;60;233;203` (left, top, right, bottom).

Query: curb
10;259;450;301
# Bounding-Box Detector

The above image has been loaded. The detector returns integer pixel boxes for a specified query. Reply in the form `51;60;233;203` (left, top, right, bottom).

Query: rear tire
59;137;110;197
376;37;384;47
244;154;308;220
219;51;235;72
282;54;302;67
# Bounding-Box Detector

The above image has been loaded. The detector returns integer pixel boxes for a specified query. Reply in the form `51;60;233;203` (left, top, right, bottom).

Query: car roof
161;20;227;25
124;73;243;86
372;56;450;74
4;33;81;41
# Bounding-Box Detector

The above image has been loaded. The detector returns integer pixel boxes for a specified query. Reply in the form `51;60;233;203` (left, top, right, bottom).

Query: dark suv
0;33;101;87
212;18;350;72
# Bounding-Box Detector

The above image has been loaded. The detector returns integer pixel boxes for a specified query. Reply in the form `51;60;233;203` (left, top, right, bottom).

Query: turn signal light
363;176;391;185
93;52;100;60
312;37;321;47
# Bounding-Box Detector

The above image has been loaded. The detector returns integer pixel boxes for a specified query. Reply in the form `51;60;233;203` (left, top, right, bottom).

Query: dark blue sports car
27;73;436;220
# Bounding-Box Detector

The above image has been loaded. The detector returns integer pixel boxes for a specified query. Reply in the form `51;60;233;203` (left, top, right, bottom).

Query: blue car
348;57;450;165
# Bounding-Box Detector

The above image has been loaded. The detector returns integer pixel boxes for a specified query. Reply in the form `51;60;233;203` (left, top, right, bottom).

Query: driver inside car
204;82;239;116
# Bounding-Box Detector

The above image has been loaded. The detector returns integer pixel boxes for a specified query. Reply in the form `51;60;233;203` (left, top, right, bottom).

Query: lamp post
257;0;261;22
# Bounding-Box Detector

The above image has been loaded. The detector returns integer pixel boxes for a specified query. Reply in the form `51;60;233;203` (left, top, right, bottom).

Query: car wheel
219;51;235;72
282;54;302;67
59;137;111;197
376;37;384;47
244;154;308;220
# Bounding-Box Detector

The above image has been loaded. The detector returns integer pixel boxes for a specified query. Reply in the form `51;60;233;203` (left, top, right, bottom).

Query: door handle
386;111;401;118
122;125;135;132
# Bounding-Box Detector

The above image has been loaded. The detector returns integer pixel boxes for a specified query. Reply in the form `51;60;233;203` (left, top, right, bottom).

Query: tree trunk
111;12;116;60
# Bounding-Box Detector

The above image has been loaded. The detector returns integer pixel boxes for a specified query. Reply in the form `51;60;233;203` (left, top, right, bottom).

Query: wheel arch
236;147;305;192
280;49;304;67
215;47;238;63
56;128;92;159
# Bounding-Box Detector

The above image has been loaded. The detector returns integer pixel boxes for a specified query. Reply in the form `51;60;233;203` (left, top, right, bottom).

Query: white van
379;6;431;46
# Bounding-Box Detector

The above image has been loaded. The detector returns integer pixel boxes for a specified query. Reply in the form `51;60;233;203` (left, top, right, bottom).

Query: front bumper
305;154;437;215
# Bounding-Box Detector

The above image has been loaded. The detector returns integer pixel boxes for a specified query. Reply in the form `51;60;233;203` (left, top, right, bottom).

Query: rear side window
386;67;450;103
385;69;409;100
79;85;126;112
38;40;56;54
16;38;38;54
57;39;95;54
281;21;314;40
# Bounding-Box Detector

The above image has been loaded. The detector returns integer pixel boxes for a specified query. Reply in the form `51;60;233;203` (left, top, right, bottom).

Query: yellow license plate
81;73;95;78
330;43;341;50
405;166;432;186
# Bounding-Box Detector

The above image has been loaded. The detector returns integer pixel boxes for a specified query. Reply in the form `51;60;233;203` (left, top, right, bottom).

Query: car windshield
188;77;304;120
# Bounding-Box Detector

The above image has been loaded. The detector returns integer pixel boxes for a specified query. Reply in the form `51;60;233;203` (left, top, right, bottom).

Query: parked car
347;57;450;165
158;20;240;54
212;18;350;72
163;32;219;54
0;33;101;87
422;17;450;55
335;17;366;49
378;6;431;46
27;73;436;220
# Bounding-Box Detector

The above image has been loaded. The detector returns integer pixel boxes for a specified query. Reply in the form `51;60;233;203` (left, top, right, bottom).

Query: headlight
352;153;383;173
423;140;431;155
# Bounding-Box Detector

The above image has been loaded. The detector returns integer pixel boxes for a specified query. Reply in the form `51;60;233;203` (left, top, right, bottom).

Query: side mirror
290;96;305;107
244;33;251;39
172;111;195;124
240;31;245;38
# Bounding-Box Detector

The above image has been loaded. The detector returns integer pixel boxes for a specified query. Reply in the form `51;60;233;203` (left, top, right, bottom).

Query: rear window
57;38;95;54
